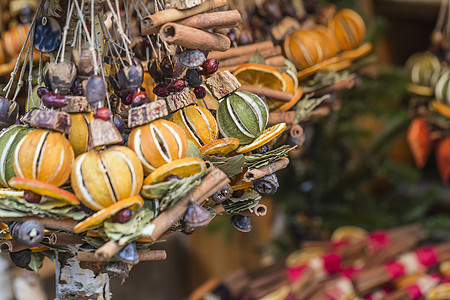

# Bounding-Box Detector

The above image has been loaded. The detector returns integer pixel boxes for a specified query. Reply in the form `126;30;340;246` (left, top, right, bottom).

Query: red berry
169;79;186;92
42;92;68;109
37;87;50;98
131;91;149;107
153;83;170;97
232;189;245;198
112;208;133;223
194;86;206;99
94;107;111;120
23;190;41;203
200;59;219;75
122;94;133;105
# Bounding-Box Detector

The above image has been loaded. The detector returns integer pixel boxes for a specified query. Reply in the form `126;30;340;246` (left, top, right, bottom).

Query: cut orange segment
8;177;79;205
233;63;287;91
236;123;287;154
330;226;368;243
73;195;144;233
430;101;450;118
143;157;206;185
200;138;240;156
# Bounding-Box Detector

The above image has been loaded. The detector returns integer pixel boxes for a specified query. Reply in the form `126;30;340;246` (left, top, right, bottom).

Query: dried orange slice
275;88;304;112
337;42;372;62
8;177;79;205
236;123;287;154
200;138;240;156
143;157;206;185
73;195;144;233
233;63;287;91
330;226;368;243
407;83;434;96
430;101;450;118
297;57;339;79
427;283;450;299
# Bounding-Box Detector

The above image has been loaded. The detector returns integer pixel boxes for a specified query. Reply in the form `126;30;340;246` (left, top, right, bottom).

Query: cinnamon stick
0;217;76;232
209;40;274;60
0;239;28;252
160;23;230;52
141;0;228;35
239;85;293;102
239;204;267;217
77;250;167;262
244;158;289;182
219;46;282;67
177;10;241;30
49;232;84;245
268;111;296;125
95;241;123;261
265;55;286;67
148;168;229;241
289;124;306;147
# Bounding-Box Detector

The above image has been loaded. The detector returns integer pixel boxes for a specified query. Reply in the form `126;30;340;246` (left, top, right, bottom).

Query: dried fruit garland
0;0;297;280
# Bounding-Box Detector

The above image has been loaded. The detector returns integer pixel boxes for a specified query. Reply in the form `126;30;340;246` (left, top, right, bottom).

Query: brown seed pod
184;202;211;229
253;173;279;195
47;62;77;95
231;215;252;232
72;49;95;78
0;98;18;130
117;242;139;264
105;262;130;278
85;75;106;107
9;221;45;247
118;63;144;93
211;183;233;204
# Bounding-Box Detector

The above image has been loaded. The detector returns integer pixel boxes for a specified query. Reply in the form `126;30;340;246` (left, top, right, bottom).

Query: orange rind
143;157;207;185
200;138;240;156
236;123;287;154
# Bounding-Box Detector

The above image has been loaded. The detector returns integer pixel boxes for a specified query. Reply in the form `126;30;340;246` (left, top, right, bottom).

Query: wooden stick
0;217;76;232
177;10;241;30
239;85;293;102
149;168;229;241
160;23;230;51
219;46;282;67
209;41;274;60
49;232;84;245
77;250;167;262
244;158;290;182
0;239;28;252
141;0;228;35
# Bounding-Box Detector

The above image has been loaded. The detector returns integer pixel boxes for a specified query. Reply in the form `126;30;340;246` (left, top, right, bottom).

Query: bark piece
61;96;93;113
29;110;71;134
88;119;123;149
271;17;302;41
128;100;169;128
205;71;241;100
165;90;198;113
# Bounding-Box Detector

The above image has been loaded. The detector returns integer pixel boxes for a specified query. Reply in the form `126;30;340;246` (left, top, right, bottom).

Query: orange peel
143;157;206;185
200;138;240;156
236;123;287;154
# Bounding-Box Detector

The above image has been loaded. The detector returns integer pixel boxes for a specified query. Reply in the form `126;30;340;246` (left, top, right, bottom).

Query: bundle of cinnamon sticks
189;223;450;300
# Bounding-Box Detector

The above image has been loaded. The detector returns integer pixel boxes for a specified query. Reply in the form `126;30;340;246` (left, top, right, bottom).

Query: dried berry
94;107;111;121
232;189;244;198
164;174;181;182
122;93;133;106
169;79;186;92
112;208;132;223
113;115;125;132
23;190;41;203
131;91;149;107
153;83;170;97
41;92;68;109
10;249;32;269
200;59;219;75
253;144;269;154
160;56;185;79
37;87;49;98
185;69;203;88
194;86;206;99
